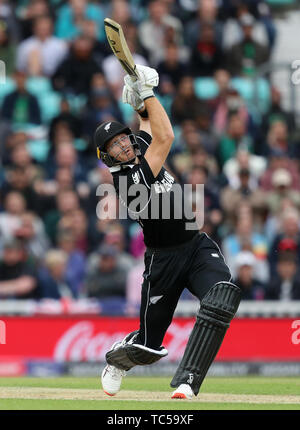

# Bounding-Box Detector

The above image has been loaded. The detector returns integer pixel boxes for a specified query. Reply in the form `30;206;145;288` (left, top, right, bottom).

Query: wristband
138;108;149;118
143;95;155;101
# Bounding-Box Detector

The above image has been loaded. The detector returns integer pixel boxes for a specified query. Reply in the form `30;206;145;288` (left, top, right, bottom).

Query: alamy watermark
96;177;205;231
0;320;6;345
0;60;6;84
291;60;300;85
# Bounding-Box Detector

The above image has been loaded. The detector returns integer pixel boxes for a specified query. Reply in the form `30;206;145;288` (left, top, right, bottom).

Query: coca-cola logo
53;321;194;362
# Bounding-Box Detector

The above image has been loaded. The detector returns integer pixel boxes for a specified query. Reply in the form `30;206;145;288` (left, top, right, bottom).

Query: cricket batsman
94;65;241;399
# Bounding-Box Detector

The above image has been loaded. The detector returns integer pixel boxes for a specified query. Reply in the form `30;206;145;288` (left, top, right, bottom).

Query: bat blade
104;18;139;79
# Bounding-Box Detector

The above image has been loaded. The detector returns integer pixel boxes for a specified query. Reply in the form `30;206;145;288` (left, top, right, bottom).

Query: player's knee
198;281;241;328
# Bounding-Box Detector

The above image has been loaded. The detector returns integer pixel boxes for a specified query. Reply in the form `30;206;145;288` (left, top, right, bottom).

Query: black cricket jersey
111;131;198;248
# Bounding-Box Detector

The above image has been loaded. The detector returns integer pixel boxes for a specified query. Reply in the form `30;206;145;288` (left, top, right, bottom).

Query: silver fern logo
104;122;112;132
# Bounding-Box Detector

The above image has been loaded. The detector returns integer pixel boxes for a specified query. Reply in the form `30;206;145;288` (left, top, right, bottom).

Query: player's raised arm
123;65;174;178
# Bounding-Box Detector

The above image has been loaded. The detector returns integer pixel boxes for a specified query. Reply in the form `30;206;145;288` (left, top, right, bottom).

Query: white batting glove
122;84;145;111
124;64;159;100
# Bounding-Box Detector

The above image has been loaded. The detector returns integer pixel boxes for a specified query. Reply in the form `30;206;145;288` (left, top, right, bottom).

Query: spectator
43;189;80;243
226;13;269;77
38;249;76;299
222;206;269;282
102;221;135;271
9;142;33;170
107;0;132;28
0;0;20;43
211;74;255;139
13;211;50;262
222;4;274;51
186;165;223;236
82;87;124;138
259;148;300;192
138;0;184;67
56;229;86;297
16;15;68;77
58;208;90;254
268;208;300;277
266;252;300;300
55;0;105;42
85;243;128;301
0;238;39;299
223;147;267;190
233;251;265;300
261;87;296;139
0;191;26;242
184;0;223;49
266;168;300;215
157;43;189;92
0;18;16;76
171;76;206;125
37;166;90;207
194;104;218;155
46;141;88;183
1;165;43;213
171;122;218;179
221;167;267;226
48;98;83;144
1;70;41;125
52;35;102;95
188;21;224;77
17;0;52;40
217;113;253;167
264;119;296;159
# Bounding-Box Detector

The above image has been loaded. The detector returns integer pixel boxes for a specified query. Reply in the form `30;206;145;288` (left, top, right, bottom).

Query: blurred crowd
0;0;300;315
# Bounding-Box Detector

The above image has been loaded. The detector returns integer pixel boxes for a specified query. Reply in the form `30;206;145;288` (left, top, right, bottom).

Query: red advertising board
0;317;300;362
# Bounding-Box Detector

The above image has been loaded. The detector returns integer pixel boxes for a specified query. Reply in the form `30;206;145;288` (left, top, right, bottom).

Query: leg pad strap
106;343;168;371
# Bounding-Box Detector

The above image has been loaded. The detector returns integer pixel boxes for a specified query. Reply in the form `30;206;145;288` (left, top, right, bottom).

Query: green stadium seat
266;0;296;5
26;76;52;97
118;100;135;124
231;77;270;114
194;77;219;99
26;139;50;162
39;92;62;123
231;77;254;101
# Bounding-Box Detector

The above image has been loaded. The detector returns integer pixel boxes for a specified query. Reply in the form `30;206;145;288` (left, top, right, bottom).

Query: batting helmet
94;121;140;168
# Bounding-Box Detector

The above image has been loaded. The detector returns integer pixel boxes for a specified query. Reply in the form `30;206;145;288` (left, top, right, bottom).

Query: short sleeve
135;131;152;156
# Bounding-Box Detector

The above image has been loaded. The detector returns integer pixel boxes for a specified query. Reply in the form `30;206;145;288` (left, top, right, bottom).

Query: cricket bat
104;18;139;79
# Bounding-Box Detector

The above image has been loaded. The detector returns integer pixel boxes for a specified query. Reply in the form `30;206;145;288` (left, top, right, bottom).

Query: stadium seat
231;77;271;114
118;100;135;124
194;77;219;99
266;0;296;5
231;77;254;101
26;76;52;97
26;139;50;162
39;92;62;123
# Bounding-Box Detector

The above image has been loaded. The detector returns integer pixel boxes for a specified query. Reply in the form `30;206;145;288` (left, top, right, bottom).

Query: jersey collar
109;164;135;173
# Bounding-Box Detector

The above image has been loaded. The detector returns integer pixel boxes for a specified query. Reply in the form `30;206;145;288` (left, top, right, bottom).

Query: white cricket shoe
101;364;126;396
171;384;194;400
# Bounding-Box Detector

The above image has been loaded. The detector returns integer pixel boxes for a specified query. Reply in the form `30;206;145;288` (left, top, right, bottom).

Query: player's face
106;133;136;162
